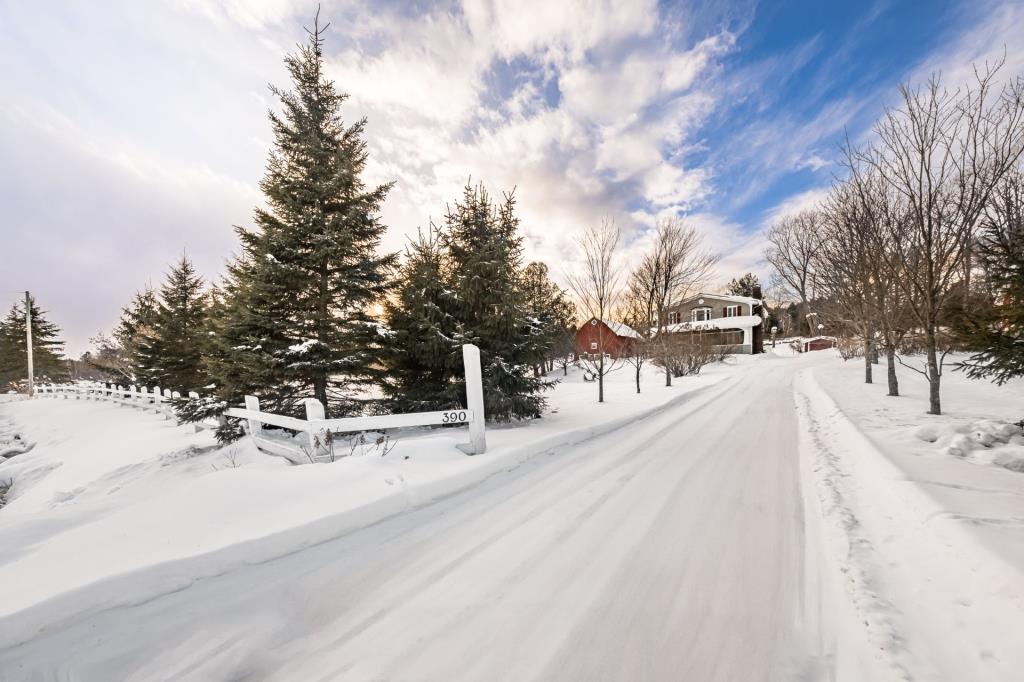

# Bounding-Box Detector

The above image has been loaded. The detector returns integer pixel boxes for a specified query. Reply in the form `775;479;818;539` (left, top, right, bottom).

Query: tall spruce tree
442;183;549;420
0;297;67;388
136;256;209;392
209;14;395;417
383;226;459;412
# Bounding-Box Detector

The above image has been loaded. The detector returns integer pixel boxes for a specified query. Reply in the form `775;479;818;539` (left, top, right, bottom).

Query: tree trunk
863;335;872;384
313;375;328;417
635;365;641;394
665;365;671;387
598;355;605;403
925;327;942;415
885;344;899;397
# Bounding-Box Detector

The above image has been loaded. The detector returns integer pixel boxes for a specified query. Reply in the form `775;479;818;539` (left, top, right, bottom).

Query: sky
1;0;1022;354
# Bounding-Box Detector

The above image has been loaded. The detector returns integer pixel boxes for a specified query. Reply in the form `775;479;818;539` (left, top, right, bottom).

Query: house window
691;307;711;322
668;311;679;324
590;341;598;350
722;330;743;345
724;305;741;317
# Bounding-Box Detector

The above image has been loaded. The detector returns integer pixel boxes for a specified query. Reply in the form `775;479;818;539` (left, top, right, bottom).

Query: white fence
31;344;488;462
34;381;183;419
224;344;487;461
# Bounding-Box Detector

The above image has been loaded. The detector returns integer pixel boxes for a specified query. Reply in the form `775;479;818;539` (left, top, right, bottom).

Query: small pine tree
112;288;159;381
726;272;761;297
442;183;550;420
0;297;68;388
136;256;209;392
209;14;396;417
521;261;576;375
952;170;1024;385
383;226;460;412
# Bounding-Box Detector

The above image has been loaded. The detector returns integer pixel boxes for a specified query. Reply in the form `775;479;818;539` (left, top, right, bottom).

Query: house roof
658;314;763;335
673;292;762;307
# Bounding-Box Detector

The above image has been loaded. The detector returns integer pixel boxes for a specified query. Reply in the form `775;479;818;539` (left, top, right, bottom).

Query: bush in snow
170;395;243;445
659;339;725;378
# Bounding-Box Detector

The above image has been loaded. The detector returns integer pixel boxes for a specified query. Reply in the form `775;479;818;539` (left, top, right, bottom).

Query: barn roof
602;319;642;339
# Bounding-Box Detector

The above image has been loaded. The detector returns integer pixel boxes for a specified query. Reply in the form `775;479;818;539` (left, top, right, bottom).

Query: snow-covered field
1;351;1022;681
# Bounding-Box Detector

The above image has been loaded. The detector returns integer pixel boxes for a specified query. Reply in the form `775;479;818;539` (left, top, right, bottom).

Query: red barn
803;336;837;352
574;318;640;359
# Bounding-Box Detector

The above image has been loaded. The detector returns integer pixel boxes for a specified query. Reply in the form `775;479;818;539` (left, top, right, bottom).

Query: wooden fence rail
224;344;487;461
31;344;488;462
34;381;181;419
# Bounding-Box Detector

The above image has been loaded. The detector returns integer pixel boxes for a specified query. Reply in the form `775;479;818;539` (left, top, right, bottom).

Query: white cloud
761;186;831;226
909;0;1024;90
10;0;1018;353
173;0;308;30
461;0;659;64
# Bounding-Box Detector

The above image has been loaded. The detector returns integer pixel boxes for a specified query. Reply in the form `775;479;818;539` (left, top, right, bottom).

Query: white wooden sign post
457;343;487;455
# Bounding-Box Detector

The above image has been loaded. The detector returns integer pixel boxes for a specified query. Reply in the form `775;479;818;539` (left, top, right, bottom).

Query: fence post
244;395;262;437
303;398;325;456
458;343;487;455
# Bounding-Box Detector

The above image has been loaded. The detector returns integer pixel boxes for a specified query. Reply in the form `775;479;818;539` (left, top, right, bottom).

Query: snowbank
795;362;1024;681
811;354;1024;569
0;360;745;640
913;418;1024;471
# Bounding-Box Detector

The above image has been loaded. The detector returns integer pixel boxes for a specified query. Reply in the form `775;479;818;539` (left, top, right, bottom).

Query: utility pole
25;291;34;396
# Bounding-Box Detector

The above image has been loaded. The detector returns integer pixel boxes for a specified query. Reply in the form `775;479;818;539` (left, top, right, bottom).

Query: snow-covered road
1;359;839;681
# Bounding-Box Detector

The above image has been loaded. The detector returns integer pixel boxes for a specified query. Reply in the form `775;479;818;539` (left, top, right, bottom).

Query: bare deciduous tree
765;210;821;335
566;218;624;403
817;181;878;384
636;217;719;387
859;62;1024;414
839;150;917;396
618;284;653;394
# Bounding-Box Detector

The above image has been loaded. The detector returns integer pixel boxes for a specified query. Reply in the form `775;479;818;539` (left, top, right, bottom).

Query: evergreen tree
726;272;761;297
112;287;159;381
208;14;396;417
442;183;549;420
136;256;209;392
952;169;1024;385
521;261;576;375
383;226;460;412
0;297;67;388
